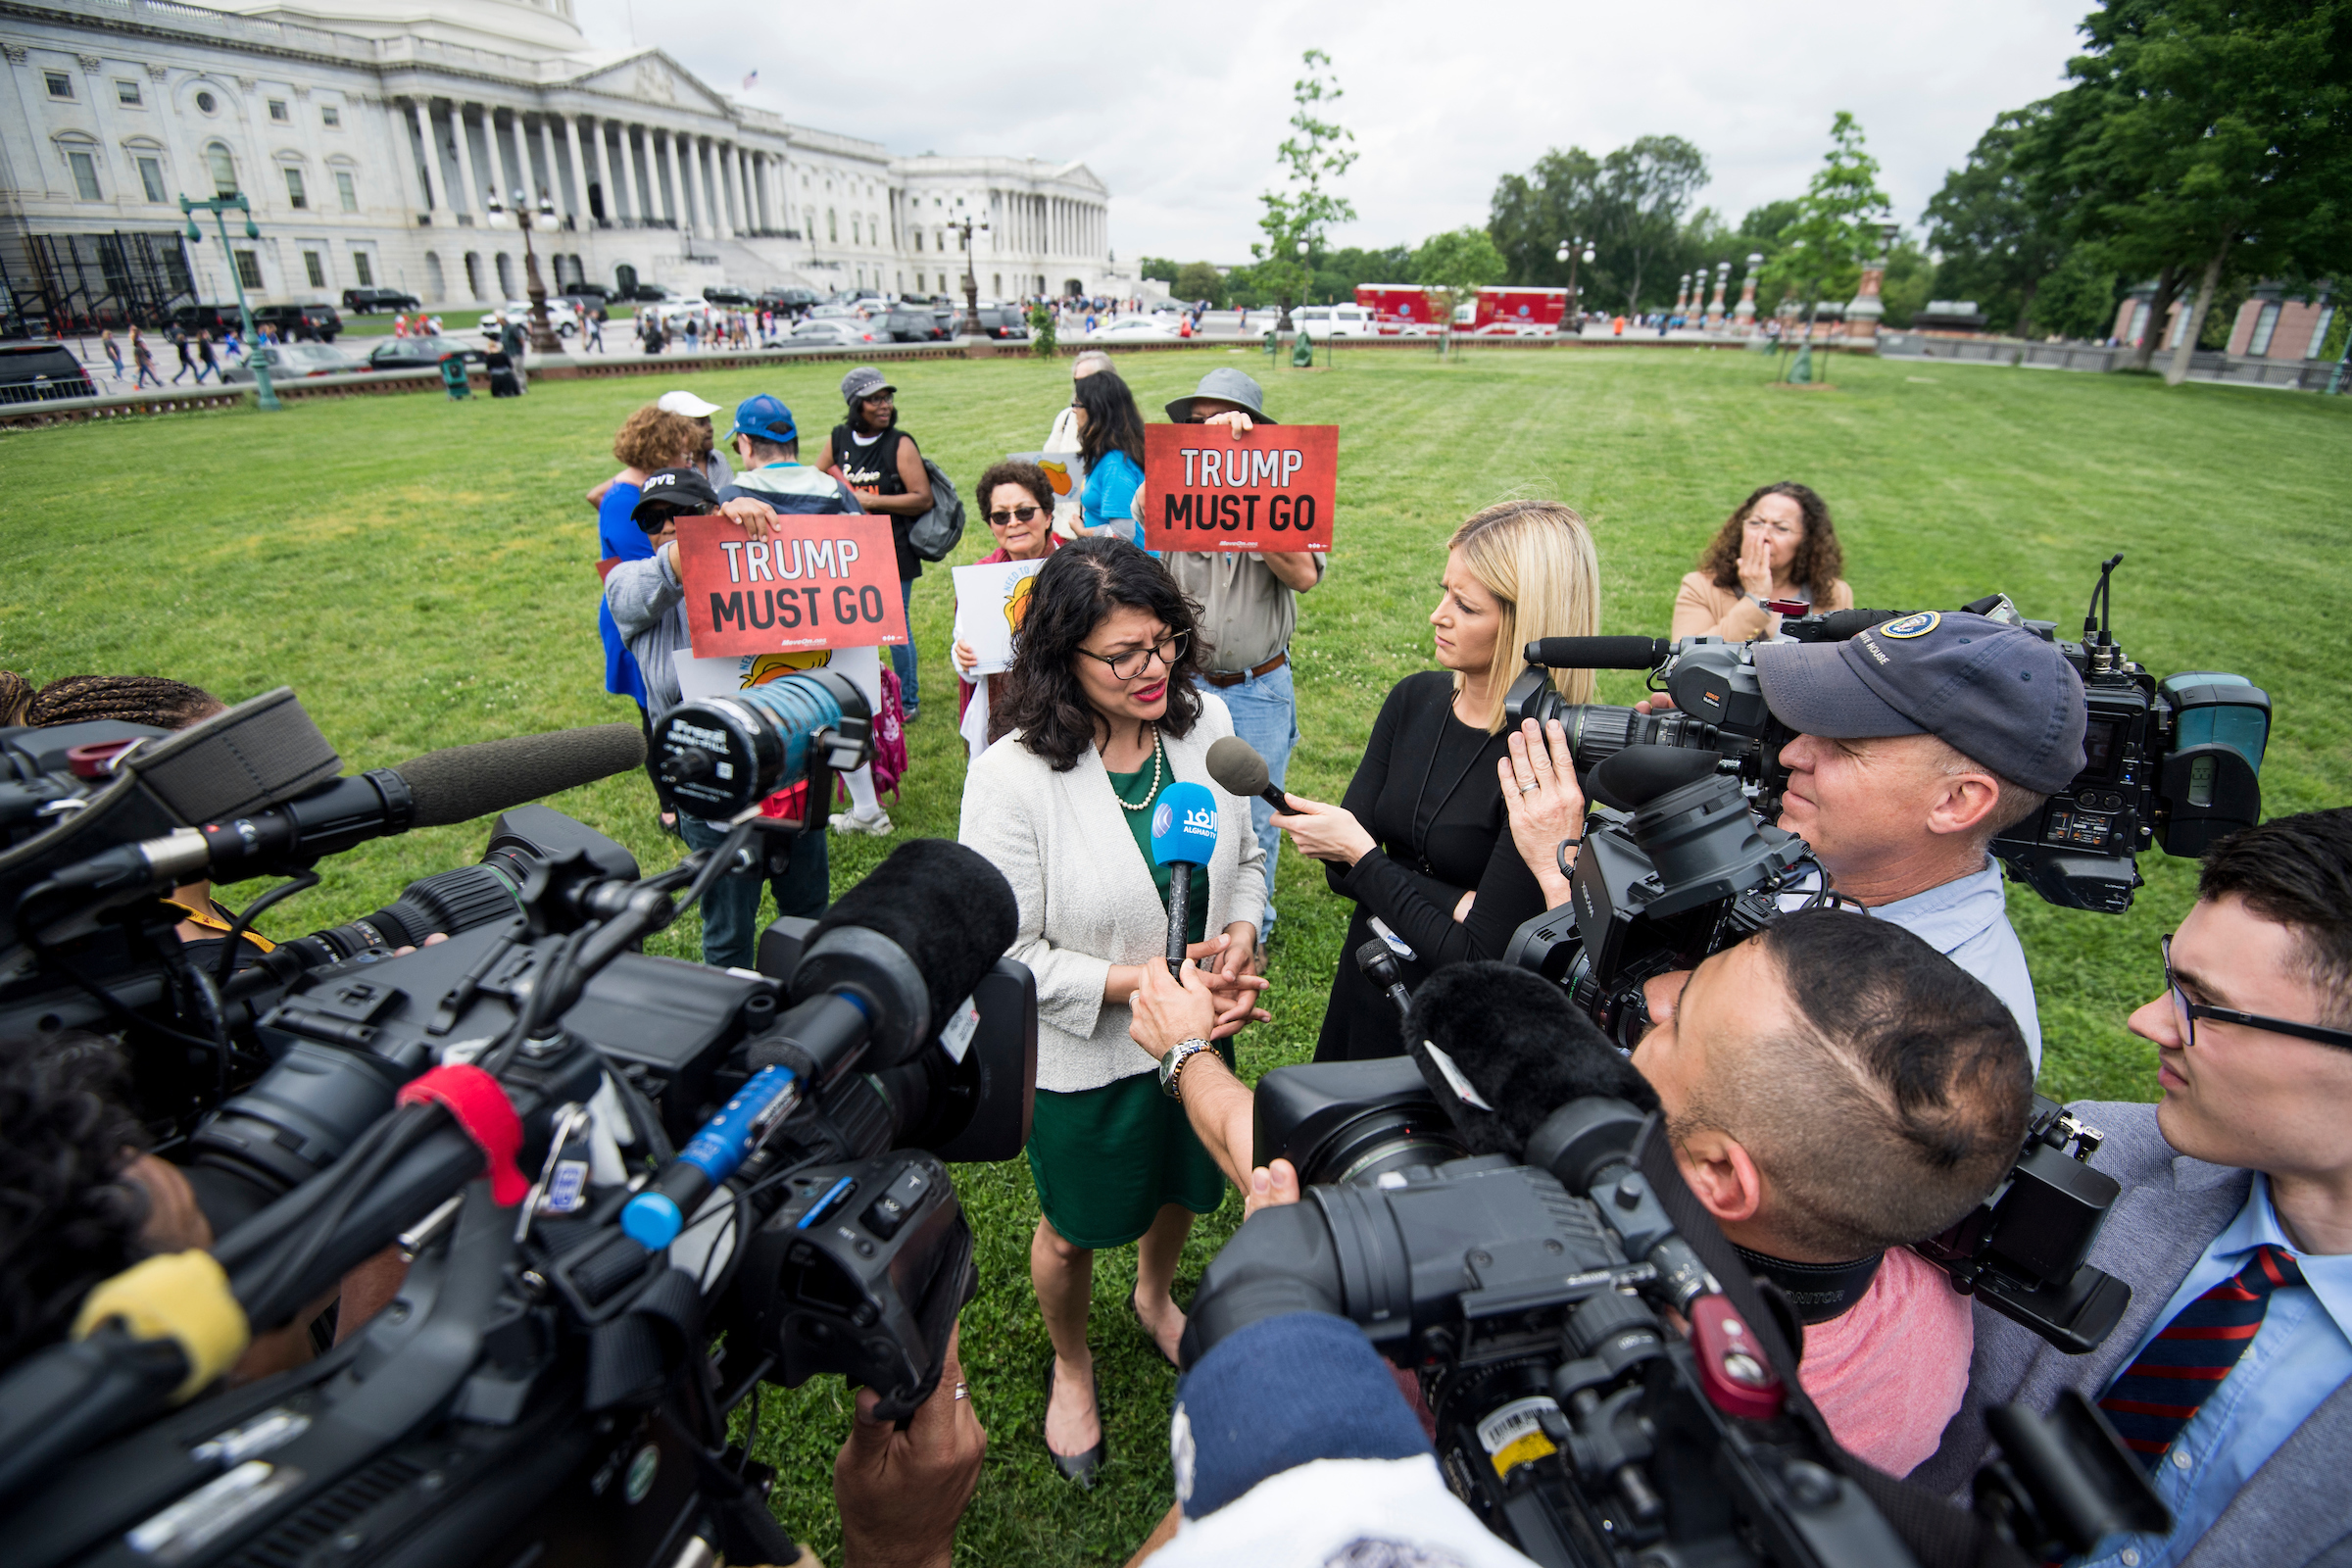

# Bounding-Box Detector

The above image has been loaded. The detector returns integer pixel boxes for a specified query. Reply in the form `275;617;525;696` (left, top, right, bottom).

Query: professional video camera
1501;556;2271;915
1215;969;2167;1568
0;673;1039;1568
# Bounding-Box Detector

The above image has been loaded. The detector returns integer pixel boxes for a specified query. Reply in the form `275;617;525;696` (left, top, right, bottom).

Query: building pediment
564;51;727;118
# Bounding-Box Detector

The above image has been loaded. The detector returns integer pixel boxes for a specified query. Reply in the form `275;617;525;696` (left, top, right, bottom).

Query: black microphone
1204;736;1291;816
1355;939;1414;1022
1401;960;1659;1158
1524;636;1671;670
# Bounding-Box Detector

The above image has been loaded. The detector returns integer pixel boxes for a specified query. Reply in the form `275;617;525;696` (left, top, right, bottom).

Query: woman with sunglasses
958;537;1270;1487
952;460;1061;758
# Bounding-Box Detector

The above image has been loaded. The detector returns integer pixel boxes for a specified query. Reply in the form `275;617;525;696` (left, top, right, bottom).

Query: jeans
892;577;919;713
679;813;830;971
1200;658;1298;941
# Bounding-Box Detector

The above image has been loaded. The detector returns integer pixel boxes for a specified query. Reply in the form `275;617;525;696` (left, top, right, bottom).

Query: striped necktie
2098;1244;2304;1469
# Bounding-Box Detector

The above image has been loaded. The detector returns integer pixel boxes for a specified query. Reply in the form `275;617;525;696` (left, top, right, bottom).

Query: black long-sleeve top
1313;670;1549;1061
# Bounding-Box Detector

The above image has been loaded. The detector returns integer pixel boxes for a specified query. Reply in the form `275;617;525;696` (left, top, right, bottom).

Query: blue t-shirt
1082;449;1145;548
598;480;651;706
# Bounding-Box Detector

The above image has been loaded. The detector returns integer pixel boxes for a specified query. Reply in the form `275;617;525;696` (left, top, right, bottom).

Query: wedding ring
953;1381;969;1401
1518;783;1541;794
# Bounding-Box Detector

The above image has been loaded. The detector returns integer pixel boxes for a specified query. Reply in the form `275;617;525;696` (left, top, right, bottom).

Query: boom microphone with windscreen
1150;781;1219;977
1205;736;1291;816
1401;960;1657;1158
1525;636;1673;670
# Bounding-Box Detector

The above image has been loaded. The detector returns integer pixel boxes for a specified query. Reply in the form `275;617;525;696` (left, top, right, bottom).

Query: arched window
424;251;446;301
206;143;237;198
495;253;514;297
464;251;482;299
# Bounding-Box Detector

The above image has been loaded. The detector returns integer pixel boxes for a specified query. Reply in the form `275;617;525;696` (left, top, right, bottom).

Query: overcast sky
572;0;2090;266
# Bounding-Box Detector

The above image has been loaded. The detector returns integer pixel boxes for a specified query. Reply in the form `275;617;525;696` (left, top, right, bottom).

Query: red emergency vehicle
1468;286;1568;334
1355;283;1442;333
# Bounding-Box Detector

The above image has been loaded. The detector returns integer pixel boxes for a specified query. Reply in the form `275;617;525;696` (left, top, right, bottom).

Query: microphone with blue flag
1150;780;1219;977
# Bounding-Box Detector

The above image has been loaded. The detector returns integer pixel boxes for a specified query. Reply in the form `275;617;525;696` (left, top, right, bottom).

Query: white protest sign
951;557;1049;677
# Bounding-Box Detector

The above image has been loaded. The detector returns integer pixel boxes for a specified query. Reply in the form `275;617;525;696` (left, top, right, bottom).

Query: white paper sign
951;557;1049;677
671;644;882;706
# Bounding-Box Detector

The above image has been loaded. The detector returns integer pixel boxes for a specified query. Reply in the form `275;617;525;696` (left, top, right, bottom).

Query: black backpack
906;458;965;563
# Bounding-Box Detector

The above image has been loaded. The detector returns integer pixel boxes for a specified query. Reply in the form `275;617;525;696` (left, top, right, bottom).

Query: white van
1293;304;1380;339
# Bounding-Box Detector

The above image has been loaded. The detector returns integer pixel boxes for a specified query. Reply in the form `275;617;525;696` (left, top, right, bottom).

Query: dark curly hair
20;675;224;731
0;1031;152;1367
975;459;1055;519
1697;482;1844;603
996;537;1208;770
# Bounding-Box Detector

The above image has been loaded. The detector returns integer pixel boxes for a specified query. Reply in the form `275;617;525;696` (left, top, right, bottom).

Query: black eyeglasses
987;505;1042;526
2163;935;2352;1052
1077;631;1186;681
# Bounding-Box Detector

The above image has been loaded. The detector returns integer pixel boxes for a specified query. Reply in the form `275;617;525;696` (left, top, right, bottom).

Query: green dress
1024;738;1232;1250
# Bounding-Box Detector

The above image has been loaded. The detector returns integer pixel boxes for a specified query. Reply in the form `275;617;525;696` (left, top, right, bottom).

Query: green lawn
4;347;2347;1564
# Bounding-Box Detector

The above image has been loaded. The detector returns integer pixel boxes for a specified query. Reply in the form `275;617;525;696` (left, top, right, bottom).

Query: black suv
169;304;243;337
756;288;821;315
972;307;1030;340
615;282;673;303
252;304;344;342
882;308;950;343
0;340;96;403
703;285;754;307
341;287;420;314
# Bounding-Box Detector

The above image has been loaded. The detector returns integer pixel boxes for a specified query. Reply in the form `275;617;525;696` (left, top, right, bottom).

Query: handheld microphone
1204;736;1291;816
1524;636;1672;670
1355;940;1414;1022
1150;781;1219;977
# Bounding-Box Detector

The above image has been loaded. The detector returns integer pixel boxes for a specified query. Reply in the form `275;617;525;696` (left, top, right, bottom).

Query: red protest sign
675;514;906;658
1143;424;1337;554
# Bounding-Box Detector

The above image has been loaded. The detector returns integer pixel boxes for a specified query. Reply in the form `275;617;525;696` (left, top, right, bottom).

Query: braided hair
0;1031;152;1366
23;675;224;731
0;671;32;727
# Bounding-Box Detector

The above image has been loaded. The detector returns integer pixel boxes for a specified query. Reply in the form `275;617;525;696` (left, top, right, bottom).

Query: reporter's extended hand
834;1324;985;1568
1272;793;1377;866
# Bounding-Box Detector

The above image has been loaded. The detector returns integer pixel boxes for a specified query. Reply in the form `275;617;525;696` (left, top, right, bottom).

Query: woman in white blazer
958;538;1269;1487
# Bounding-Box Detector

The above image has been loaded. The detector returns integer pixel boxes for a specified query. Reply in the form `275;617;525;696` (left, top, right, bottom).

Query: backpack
905;458;965;563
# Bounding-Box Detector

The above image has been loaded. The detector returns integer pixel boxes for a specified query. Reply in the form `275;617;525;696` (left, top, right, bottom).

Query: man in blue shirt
1917;808;2352;1566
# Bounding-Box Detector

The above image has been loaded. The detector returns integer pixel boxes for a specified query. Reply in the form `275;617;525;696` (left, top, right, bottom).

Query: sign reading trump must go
1142;424;1337;554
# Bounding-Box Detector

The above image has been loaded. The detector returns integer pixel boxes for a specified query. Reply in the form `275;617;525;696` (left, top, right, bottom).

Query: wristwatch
1159;1038;1211;1100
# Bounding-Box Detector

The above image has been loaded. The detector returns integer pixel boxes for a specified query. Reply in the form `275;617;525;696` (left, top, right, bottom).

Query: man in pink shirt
1636;908;2034;1474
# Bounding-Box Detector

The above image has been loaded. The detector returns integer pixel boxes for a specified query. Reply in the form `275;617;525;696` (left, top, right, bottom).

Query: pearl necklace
1116;724;1163;811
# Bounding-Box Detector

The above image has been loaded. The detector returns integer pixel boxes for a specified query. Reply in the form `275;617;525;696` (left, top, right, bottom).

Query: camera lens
1558;706;1726;774
656;669;871;817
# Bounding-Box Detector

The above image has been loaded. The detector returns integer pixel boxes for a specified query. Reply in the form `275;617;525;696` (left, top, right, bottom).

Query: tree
1252;49;1358;325
1924;106;2073;336
1139;257;1180;284
2044;0;2352;380
1410;228;1504;353
1172;261;1225;307
1311;244;1414;304
1484;137;1707;312
1760;113;1892;325
1488;147;1602;284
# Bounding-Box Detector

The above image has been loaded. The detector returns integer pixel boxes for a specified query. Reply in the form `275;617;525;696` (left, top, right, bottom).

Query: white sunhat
657;390;723;417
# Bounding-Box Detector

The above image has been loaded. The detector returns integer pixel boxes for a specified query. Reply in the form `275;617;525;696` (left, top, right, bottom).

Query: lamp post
950;214;990;338
1555;236;1594;334
179;192;279;412
487;186;564;355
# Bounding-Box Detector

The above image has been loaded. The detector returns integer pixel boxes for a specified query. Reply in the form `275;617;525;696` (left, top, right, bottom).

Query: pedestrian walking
195;331;220;384
101;330;123;383
585;309;604;353
169;328;196;384
130;329;161;388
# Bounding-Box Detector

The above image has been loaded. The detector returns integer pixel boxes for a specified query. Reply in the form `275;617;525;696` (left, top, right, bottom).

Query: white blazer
958;692;1267;1093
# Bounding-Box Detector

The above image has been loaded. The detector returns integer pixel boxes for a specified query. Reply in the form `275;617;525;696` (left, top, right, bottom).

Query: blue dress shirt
2078;1175;2352;1568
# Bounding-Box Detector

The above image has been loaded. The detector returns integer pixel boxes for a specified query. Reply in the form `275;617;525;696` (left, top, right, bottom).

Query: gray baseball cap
840;367;896;406
1752;611;2088;793
1165;367;1277;424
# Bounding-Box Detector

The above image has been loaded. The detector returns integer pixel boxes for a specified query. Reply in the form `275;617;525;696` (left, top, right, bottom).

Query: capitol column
703;139;730;238
608;123;635;221
450;102;484;222
662;129;688;233
407;99;437;213
562;113;588;220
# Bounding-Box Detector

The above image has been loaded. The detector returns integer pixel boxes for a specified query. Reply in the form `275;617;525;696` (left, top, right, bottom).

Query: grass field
4;346;2348;1564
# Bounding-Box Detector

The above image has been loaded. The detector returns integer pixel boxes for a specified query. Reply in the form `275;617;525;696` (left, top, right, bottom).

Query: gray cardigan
604;549;692;718
1914;1102;2352;1567
957;695;1266;1094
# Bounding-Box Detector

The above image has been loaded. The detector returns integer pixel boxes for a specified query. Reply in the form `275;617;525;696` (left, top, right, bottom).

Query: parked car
0;339;96;402
881;308;950;343
169;304;243;337
972;306;1030;340
340;287;420;315
556;293;610;321
789;318;879;346
1293;305;1380;339
251;303;344;342
757;288;822;315
487;300;580;337
615;282;674;303
1087;316;1177;341
702;285;755;307
567;281;611;301
365;335;487;371
221;342;362;383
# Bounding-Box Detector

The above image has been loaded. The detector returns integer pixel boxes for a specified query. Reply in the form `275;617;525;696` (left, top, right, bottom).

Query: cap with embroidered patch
1752;611;2087;793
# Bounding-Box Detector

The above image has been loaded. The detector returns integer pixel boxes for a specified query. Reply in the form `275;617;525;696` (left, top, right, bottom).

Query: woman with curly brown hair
1671;481;1854;641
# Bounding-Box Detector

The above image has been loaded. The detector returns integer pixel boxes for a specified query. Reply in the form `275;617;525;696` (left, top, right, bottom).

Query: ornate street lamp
487;186;564;355
180;192;279;413
1555;236;1594;331
950;214;991;338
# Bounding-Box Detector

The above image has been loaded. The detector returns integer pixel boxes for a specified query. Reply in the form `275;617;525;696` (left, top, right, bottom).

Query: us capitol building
0;0;1123;324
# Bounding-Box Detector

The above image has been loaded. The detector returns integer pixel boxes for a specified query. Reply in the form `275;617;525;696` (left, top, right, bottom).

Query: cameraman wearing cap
1162;368;1325;957
602;469;836;966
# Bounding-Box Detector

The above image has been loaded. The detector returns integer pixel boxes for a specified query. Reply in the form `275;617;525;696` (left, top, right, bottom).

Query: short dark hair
976;459;1054;518
1681;909;2033;1257
2198;808;2352;1027
1698;481;1844;603
996;537;1208;770
0;1031;152;1366
1073;369;1146;472
741;435;798;464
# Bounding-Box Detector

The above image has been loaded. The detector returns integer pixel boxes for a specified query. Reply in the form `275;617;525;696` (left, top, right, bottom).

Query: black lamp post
180;192;279;412
950;214;990;337
487;186;564;354
1556;235;1594;331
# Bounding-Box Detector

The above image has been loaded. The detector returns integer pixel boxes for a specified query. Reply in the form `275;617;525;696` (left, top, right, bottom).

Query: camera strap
1731;1244;1884;1325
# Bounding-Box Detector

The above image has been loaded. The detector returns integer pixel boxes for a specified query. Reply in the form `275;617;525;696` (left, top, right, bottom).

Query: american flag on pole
741;70;759;90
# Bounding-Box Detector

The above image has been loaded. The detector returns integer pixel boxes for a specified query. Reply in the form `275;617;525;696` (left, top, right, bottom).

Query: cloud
572;0;2087;263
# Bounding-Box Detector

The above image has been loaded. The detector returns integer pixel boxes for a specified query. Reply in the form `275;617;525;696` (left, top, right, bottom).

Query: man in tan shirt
1163;368;1324;954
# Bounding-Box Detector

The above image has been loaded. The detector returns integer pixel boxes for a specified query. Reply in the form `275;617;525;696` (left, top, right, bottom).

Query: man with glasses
1918;808;2352;1567
1161;368;1325;959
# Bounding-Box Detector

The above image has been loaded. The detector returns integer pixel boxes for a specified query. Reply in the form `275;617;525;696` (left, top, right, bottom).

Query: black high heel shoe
1043;1354;1106;1487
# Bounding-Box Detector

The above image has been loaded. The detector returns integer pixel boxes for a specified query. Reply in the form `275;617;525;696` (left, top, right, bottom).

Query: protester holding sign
956;538;1270;1488
825;368;934;722
1275;500;1600;1062
1072;370;1148;548
602;467;837;967
1156;368;1326;956
952;460;1061;760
